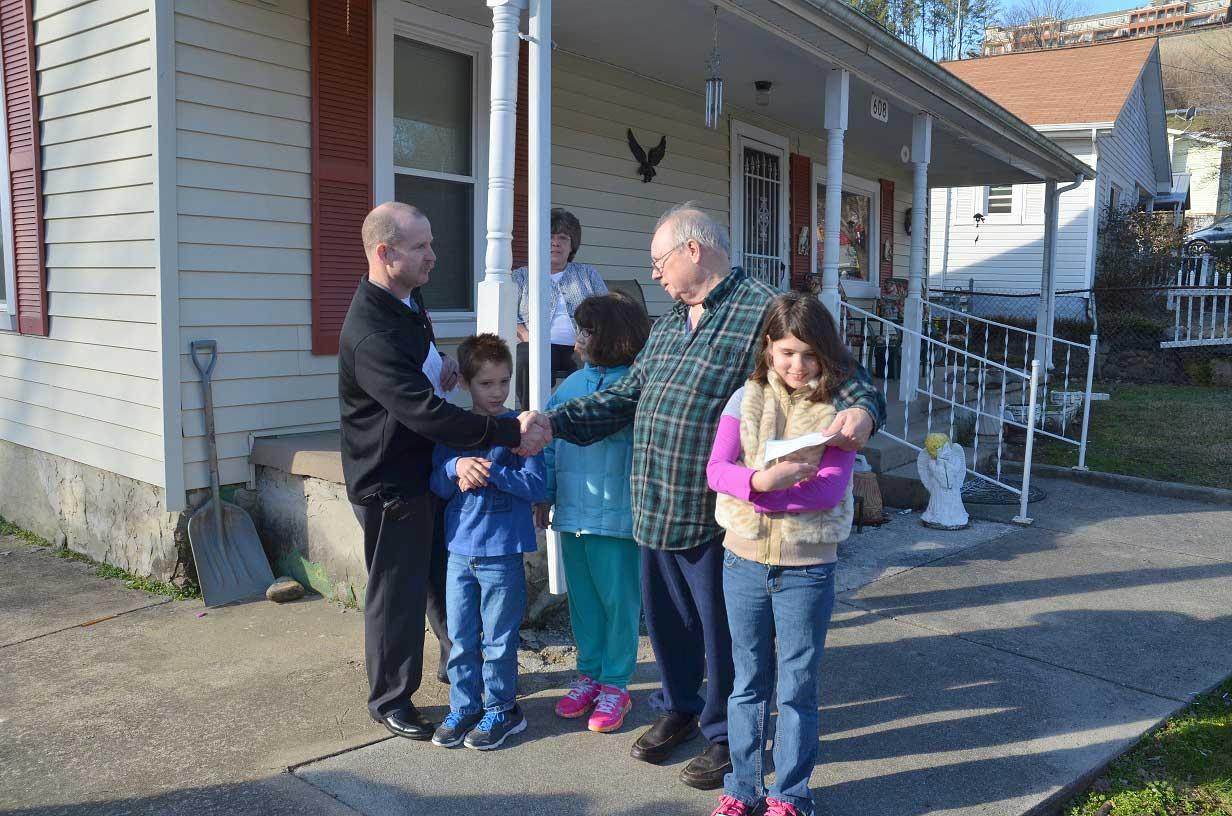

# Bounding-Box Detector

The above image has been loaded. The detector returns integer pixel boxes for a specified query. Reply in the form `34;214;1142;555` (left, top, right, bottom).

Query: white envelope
763;432;835;462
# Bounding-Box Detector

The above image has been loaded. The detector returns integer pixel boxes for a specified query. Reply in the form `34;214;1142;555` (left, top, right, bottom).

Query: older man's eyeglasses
576;327;594;341
650;242;688;276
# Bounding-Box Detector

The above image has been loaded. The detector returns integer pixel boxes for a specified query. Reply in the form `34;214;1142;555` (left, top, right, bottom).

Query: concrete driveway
2;477;1229;816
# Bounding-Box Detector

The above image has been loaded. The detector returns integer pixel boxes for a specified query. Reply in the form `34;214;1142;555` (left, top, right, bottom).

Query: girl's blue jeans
445;553;527;715
721;549;837;816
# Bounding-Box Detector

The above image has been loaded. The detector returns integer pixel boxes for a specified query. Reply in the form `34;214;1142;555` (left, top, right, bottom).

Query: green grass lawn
1065;676;1232;816
1036;384;1232;490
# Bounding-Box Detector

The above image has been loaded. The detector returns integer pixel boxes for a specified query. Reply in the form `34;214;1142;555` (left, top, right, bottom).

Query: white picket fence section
1163;255;1232;349
840;302;1043;524
921;300;1099;470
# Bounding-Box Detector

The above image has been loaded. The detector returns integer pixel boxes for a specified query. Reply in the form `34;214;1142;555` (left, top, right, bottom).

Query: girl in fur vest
704;292;859;816
535;292;650;734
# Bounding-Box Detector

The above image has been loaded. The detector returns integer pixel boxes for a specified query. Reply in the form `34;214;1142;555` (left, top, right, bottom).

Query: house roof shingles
941;38;1157;127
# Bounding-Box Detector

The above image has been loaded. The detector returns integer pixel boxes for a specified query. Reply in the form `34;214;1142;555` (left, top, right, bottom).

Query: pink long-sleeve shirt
707;388;856;513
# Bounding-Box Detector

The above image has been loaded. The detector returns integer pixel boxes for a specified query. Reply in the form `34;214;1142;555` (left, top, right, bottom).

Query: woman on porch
512;208;608;410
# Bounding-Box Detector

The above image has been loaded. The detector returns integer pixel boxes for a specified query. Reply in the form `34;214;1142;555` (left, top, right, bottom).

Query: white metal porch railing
840;301;1042;524
1163;256;1232;349
920;299;1099;470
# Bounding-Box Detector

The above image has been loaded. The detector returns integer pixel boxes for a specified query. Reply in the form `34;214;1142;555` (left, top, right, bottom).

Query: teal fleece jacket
544;364;636;541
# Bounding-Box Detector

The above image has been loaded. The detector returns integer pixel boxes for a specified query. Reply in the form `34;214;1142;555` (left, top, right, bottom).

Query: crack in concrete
0;598;172;651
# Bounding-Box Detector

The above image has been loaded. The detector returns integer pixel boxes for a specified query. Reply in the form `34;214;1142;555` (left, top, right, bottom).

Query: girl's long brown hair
750;292;855;403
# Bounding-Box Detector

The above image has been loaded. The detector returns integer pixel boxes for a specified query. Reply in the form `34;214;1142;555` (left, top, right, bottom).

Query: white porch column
1036;179;1059;371
900;112;932;402
527;0;551;412
477;0;526;392
819;68;849;319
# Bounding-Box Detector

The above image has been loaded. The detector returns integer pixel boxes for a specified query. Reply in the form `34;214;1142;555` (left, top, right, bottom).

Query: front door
731;123;789;289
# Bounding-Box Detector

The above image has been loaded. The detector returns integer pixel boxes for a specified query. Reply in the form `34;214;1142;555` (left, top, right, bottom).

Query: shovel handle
190;340;218;381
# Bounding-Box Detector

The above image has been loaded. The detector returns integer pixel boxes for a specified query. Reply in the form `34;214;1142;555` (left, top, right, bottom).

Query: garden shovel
187;340;274;607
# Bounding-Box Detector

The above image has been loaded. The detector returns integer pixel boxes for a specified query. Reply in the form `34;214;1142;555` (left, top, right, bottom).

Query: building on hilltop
983;0;1229;55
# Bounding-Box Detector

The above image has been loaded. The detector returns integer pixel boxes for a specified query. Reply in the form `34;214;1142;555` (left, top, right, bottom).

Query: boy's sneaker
555;674;601;719
587;685;632;733
463;704;527;750
763;798;803;816
431;710;482;748
710;795;753;816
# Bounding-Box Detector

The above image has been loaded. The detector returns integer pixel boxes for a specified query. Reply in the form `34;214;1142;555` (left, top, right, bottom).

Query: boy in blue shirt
429;334;546;750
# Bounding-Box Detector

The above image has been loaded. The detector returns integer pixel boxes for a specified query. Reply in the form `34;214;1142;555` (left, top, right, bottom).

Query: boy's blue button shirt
430;410;547;557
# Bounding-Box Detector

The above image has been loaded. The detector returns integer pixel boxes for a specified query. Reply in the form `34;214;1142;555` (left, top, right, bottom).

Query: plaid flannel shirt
547;268;887;552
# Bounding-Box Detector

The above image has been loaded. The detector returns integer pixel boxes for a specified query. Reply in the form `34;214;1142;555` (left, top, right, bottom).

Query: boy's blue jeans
445;553;527;715
721;549;836;816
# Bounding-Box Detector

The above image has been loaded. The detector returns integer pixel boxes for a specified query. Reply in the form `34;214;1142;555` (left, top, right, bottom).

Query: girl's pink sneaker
555;675;600;718
587;685;632;733
763;798;803;816
709;795;751;816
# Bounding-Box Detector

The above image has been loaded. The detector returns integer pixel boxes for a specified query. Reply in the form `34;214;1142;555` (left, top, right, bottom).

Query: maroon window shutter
510;41;529;270
879;179;894;287
788;153;812;292
1;0;46;336
310;0;372;356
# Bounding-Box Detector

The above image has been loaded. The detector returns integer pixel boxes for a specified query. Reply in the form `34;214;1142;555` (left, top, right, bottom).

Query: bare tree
996;0;1088;52
1161;27;1232;146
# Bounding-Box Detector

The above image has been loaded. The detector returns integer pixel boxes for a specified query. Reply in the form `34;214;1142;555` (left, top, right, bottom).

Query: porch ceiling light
705;6;723;129
754;80;772;107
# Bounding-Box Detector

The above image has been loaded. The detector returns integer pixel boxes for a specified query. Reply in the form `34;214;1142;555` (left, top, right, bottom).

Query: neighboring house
0;0;1088;585
929;38;1172;295
1169;123;1232;229
982;0;1230;55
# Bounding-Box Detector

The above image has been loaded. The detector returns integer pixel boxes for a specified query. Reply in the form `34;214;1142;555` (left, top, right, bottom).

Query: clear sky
1079;0;1149;15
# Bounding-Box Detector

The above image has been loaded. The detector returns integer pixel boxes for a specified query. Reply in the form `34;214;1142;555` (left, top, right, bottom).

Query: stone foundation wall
234;466;551;610
0;440;188;580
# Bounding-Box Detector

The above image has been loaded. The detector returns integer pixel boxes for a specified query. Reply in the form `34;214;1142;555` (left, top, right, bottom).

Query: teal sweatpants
561;533;642;688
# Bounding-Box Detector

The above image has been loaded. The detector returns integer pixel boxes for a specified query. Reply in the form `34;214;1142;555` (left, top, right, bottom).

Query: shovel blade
187;498;275;607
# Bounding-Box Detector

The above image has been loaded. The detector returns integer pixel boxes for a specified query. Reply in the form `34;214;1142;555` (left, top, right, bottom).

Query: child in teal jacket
536;292;650;734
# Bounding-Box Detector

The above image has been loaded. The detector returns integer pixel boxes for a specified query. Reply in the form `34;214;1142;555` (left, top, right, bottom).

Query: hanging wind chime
704;6;723;129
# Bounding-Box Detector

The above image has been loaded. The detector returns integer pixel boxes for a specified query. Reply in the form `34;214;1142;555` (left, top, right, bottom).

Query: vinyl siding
929;139;1095;294
1095;82;1157;212
0;0;162;487
172;0;316;490
1172;136;1230;219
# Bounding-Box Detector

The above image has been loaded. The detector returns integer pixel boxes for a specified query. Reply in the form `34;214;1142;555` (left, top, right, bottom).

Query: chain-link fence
930;264;1232;387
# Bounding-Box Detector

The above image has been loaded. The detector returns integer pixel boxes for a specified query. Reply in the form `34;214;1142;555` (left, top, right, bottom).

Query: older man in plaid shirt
522;204;885;790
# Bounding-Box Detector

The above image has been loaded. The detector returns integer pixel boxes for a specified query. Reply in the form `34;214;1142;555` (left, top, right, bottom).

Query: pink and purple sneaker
587;685;631;733
554;675;600;719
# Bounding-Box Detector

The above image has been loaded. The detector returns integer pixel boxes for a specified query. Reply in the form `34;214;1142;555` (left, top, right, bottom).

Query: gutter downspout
1037;173;1085;369
1084;128;1100;293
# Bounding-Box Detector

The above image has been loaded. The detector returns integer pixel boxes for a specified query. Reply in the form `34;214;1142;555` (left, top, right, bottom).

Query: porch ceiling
414;0;1093;187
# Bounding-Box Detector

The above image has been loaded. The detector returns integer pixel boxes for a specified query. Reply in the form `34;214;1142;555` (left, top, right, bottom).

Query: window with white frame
392;37;476;312
812;165;880;299
374;1;488;328
986;184;1014;214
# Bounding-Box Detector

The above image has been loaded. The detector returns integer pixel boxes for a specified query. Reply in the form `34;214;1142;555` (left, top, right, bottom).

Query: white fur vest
714;371;854;565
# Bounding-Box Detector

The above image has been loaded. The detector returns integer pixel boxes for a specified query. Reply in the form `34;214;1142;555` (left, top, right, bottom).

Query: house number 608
870;95;889;123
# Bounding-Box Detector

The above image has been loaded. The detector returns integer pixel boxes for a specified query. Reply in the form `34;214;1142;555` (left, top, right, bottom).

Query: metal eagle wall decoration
627;129;667;183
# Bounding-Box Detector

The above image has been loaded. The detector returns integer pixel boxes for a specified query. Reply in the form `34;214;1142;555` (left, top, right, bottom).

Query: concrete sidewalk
3;477;1230;816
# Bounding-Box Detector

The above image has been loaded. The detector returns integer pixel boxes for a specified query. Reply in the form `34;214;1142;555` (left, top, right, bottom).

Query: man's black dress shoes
629;711;700;764
679;741;732;790
379;705;434;741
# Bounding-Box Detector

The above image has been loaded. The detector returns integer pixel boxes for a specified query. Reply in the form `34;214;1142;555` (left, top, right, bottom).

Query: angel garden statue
917;432;969;530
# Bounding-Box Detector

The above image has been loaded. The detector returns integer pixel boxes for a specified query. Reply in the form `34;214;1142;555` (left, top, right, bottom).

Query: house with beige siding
1170;123;1231;229
929;38;1173;300
0;0;1090;591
